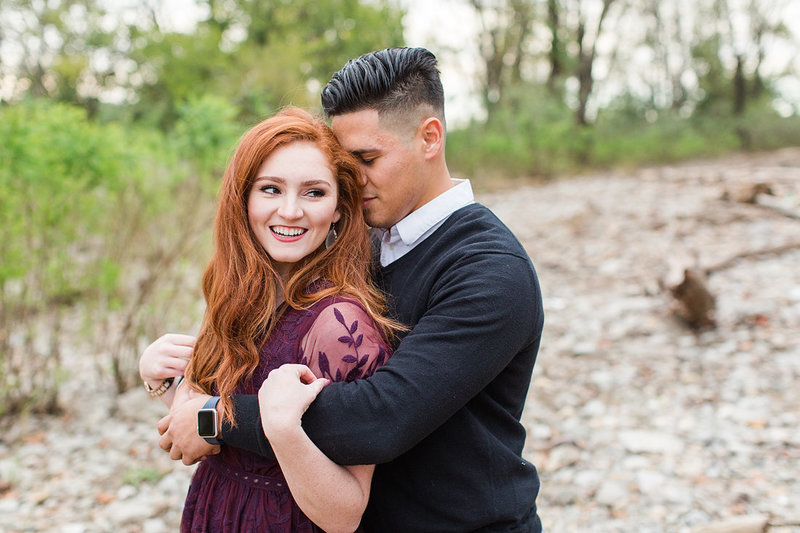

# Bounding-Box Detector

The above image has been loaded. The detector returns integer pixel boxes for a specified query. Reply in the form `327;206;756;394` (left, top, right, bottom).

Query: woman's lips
270;226;307;242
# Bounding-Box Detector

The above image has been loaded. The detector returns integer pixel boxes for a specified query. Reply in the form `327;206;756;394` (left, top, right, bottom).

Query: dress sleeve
299;300;390;383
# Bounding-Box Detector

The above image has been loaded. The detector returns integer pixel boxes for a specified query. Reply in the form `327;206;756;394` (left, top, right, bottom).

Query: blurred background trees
0;0;798;415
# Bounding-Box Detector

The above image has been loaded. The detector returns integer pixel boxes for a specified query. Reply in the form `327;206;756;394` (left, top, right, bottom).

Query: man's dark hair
321;47;445;121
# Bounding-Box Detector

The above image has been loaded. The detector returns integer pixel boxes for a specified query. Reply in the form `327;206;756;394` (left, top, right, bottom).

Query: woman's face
247;141;341;280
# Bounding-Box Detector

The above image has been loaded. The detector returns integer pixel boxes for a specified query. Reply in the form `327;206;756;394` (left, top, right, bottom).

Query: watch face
197;409;217;438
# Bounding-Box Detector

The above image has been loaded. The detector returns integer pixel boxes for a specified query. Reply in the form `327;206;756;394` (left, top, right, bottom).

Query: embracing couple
139;47;545;532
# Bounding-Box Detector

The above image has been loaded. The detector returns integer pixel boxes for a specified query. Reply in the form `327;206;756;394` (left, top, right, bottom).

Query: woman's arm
259;364;372;533
139;333;195;407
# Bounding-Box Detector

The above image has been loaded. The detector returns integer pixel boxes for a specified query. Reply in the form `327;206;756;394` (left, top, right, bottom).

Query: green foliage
448;82;800;183
0;101;137;413
0;101;129;300
0;97;231;414
173;94;241;182
448;87;578;179
123;467;164;487
121;0;404;127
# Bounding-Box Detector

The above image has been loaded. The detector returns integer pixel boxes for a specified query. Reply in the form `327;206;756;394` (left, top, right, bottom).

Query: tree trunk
573;0;616;126
547;0;562;92
733;54;746;115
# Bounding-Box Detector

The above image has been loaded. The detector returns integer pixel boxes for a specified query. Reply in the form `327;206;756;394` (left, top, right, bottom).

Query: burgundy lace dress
181;294;391;532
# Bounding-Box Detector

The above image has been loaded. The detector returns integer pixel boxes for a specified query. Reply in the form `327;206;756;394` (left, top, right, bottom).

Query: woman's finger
292;364;317;385
306;378;331;398
164;333;196;347
161;345;194;359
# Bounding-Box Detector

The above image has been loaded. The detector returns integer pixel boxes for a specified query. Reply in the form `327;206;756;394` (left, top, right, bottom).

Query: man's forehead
331;112;388;151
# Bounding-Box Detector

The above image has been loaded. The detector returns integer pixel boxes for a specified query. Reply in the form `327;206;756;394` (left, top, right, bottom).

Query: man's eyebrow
349;149;376;156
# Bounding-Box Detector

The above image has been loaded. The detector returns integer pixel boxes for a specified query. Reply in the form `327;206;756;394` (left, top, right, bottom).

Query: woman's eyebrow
253;176;333;187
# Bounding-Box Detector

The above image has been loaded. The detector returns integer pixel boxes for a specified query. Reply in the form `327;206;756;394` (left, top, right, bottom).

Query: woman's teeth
271;226;307;237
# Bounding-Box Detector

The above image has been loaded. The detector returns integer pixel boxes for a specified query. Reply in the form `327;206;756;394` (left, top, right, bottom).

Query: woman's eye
260;185;280;194
306;189;325;198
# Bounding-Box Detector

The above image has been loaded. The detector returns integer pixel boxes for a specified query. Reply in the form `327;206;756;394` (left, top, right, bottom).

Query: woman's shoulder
299;291;391;382
302;280;368;315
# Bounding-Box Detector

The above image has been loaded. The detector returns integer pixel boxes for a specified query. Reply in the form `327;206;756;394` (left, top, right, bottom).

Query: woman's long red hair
185;107;397;425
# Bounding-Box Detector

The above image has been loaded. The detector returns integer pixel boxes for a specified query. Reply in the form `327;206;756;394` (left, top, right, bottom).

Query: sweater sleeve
224;252;543;464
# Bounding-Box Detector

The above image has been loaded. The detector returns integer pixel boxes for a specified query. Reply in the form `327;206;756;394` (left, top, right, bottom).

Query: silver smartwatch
197;396;223;445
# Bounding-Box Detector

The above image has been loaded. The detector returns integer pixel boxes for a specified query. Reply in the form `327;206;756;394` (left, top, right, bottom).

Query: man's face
331;109;425;229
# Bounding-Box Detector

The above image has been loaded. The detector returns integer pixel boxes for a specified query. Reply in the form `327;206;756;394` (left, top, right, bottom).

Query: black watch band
197;396;223;445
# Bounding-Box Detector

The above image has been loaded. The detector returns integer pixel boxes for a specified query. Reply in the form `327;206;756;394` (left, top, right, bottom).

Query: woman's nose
277;196;303;219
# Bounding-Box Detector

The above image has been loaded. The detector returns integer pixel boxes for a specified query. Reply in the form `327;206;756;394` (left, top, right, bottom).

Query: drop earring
325;224;338;249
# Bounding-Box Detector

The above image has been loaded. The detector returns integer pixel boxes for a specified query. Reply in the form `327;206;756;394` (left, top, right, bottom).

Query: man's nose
357;170;369;187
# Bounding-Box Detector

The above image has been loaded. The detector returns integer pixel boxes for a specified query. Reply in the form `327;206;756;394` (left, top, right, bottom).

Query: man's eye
360;156;375;165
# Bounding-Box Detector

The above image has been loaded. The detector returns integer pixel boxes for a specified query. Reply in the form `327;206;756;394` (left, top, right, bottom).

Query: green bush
447;85;800;183
0;101;134;414
0;96;240;416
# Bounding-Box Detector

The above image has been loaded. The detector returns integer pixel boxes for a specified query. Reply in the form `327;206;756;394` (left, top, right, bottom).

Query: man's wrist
197;396;223;445
218;395;276;459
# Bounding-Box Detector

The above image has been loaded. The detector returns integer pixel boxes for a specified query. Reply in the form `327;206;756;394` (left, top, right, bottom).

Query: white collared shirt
373;179;474;267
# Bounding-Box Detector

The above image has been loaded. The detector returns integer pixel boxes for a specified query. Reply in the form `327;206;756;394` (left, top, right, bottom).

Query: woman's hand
139;333;195;385
258;364;330;439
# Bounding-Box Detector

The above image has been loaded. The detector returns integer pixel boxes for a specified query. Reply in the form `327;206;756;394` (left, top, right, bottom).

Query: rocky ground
2;148;799;532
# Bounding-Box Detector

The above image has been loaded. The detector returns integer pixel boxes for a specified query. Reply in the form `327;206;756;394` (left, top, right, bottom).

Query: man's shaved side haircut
321;47;445;133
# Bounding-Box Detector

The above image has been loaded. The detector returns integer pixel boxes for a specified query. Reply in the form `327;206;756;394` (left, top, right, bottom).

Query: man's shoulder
437;203;529;257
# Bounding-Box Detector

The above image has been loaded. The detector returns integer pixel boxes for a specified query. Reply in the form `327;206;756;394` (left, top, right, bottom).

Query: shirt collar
382;178;474;245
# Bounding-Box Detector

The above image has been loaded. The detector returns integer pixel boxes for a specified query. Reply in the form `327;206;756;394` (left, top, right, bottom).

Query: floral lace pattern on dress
299;301;388;383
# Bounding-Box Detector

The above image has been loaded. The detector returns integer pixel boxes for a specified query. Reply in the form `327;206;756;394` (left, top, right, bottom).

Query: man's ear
418;117;444;160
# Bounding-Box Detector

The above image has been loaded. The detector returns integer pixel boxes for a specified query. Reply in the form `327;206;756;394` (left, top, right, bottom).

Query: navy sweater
223;203;544;531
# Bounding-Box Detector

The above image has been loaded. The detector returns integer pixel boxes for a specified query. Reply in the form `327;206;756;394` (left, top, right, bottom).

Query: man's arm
222;252;543;465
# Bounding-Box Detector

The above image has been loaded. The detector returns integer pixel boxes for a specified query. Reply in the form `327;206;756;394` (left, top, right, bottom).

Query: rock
545;444;581;472
690;515;769;533
143;518;170;533
595;480;628;508
634;470;666;494
0;498;20;513
103;494;160;525
60;525;88;533
619;430;686;455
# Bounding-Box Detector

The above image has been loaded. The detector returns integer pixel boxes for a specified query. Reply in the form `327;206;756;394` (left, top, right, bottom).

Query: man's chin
364;215;388;230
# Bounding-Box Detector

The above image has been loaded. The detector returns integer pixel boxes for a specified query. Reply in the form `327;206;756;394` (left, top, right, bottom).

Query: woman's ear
332;209;342;224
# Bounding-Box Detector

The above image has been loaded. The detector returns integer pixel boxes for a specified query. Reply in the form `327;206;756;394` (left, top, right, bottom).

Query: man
158;47;544;531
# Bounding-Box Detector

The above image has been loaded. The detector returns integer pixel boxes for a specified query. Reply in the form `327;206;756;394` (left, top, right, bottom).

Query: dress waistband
204;455;289;492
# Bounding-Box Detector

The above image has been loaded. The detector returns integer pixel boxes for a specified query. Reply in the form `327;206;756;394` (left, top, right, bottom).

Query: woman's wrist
143;377;174;398
262;415;304;443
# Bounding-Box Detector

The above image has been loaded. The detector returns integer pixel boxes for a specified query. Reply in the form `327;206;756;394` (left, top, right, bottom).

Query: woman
139;107;397;532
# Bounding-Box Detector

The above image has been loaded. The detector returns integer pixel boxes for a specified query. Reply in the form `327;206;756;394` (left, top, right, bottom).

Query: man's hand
158;394;220;465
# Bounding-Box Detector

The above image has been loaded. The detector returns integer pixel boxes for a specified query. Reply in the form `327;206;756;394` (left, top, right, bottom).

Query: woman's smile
270;225;308;241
